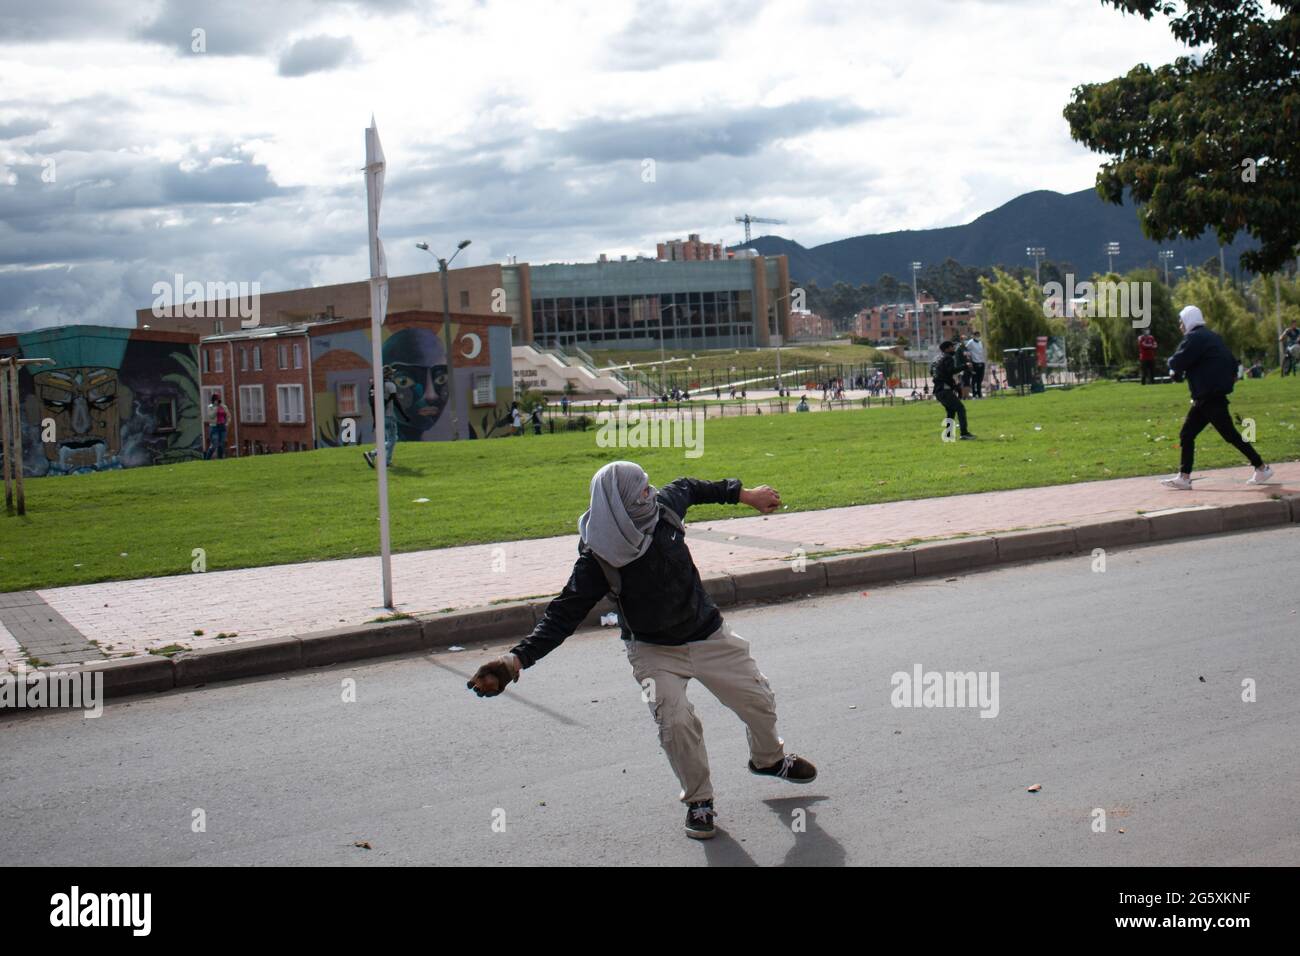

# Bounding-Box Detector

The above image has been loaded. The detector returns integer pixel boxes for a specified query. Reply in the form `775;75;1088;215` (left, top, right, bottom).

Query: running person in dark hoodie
467;461;817;840
1161;305;1272;490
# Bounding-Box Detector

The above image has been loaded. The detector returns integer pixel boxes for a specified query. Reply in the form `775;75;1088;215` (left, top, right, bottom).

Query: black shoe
959;433;977;440
363;451;375;468
748;753;817;783
685;800;716;839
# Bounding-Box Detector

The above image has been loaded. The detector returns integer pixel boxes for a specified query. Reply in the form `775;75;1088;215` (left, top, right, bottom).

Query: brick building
199;325;313;457
197;310;516;456
655;233;724;261
853;294;980;349
788;309;834;340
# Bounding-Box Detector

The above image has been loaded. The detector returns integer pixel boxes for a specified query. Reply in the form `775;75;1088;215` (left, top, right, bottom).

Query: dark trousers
935;388;969;436
1179;393;1262;474
972;363;985;397
1140;359;1156;385
205;424;226;460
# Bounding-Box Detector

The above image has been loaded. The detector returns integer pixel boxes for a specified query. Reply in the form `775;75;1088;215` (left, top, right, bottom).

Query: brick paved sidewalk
2;461;1296;669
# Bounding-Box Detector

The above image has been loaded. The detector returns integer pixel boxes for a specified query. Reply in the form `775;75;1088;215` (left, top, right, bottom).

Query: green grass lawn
3;379;1297;592
588;342;886;375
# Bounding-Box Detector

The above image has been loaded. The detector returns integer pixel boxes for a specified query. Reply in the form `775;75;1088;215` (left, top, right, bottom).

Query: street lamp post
657;301;677;394
1106;241;1120;274
1027;246;1046;287
910;261;922;351
1159;249;1175;286
416;239;472;439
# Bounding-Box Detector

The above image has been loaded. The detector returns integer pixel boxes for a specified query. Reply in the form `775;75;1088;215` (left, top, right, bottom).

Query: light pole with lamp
1027;246;1046;287
1106;241;1120;274
415;239;471;439
656;301;677;395
766;288;799;394
1159;249;1174;286
910;261;922;352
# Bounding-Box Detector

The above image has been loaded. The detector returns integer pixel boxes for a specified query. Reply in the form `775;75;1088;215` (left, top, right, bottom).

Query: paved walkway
2;461;1296;669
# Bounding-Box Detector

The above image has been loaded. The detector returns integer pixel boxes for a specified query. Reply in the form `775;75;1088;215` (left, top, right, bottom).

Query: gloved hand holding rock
467;654;521;697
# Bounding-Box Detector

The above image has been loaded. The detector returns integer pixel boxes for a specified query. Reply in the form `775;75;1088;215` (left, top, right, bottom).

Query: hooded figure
1179;304;1205;332
1161;302;1270;490
578;460;661;568
470;461;817;840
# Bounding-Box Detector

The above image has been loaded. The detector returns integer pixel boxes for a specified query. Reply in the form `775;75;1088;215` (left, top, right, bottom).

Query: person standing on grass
1138;330;1159;385
1161;305;1271;490
466;461;817;841
530;405;543;435
204;395;228;460
364;370;398;469
932;341;974;440
965;330;986;398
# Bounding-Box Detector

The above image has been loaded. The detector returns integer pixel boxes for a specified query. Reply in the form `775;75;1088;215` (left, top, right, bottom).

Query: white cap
1179;305;1205;331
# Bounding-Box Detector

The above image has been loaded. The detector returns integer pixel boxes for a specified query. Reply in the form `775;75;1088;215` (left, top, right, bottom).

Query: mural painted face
390;363;448;439
35;367;122;471
383;327;451;441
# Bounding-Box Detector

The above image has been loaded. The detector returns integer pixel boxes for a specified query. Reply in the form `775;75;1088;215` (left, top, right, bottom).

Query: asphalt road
3;526;1298;866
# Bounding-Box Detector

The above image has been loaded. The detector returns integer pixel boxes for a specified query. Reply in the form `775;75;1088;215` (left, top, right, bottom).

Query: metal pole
7;359;23;515
1;361;12;515
911;267;920;349
1276;273;1285;367
440;259;460;440
364;120;393;609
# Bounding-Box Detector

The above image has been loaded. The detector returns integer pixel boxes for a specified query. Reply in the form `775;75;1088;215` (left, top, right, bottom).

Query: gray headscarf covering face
578;461;660;568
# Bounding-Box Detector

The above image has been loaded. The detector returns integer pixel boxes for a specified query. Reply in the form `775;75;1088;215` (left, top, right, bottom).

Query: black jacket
509;477;742;668
1167;326;1237;400
931;353;960;390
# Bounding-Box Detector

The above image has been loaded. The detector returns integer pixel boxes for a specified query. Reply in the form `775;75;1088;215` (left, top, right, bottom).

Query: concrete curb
3;497;1295;711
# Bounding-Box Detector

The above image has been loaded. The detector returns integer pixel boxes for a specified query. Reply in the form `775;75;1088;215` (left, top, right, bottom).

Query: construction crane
735;214;786;244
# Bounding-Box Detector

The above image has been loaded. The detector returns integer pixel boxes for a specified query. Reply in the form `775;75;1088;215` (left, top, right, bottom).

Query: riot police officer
932;341;975;440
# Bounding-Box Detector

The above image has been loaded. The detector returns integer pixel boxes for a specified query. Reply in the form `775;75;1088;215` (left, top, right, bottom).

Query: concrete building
139;252;791;364
139;264;525;343
524;254;791;352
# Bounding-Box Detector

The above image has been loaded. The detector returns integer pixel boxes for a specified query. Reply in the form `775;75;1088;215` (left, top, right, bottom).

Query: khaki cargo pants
625;621;784;804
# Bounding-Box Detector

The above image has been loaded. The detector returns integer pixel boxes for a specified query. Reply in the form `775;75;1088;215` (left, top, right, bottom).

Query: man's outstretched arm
467;552;608;697
657;477;781;518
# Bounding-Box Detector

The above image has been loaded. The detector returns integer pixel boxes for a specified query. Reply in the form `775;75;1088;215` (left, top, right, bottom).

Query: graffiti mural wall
310;312;514;446
0;326;203;477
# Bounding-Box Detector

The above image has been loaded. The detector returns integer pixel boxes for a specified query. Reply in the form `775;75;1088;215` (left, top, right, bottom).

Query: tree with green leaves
977;268;1051;353
1063;1;1300;276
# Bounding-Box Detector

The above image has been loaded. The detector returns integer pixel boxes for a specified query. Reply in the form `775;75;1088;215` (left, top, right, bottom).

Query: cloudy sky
0;0;1187;331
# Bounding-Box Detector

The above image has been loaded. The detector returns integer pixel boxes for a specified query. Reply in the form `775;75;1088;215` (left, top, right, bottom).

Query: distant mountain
743;188;1256;288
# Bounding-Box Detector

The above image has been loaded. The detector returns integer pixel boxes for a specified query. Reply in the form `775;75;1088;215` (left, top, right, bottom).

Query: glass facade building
522;258;785;351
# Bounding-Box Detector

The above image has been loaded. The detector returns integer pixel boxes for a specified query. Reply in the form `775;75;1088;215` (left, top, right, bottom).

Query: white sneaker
1247;465;1273;485
1161;474;1193;490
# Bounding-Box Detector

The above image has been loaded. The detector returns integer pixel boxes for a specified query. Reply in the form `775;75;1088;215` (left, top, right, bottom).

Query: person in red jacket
1137;331;1158;385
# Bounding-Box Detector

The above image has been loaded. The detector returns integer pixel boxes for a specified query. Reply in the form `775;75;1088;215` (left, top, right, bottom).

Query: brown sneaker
749;753;816;783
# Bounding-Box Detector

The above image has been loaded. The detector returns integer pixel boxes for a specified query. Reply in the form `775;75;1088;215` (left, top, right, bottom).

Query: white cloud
0;0;1189;330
